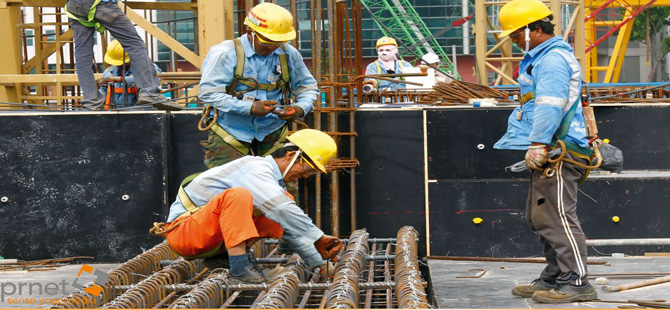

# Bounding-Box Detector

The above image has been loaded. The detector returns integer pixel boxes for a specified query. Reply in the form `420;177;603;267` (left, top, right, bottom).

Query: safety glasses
508;29;525;40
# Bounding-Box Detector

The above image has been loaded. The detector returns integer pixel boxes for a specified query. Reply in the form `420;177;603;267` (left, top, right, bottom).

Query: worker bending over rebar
150;129;341;284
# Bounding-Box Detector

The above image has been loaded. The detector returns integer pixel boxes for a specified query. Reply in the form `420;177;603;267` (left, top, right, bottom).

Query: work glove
314;235;342;262
316;261;335;282
96;77;116;86
250;100;277;116
525;145;548;171
274;105;304;121
362;81;376;93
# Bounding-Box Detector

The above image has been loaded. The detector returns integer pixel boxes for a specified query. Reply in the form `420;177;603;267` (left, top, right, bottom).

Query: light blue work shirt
100;64;161;107
166;155;325;267
364;60;413;91
198;35;319;143
494;36;590;150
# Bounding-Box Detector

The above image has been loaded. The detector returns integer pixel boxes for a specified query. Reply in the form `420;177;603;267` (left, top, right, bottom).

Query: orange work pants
166;187;284;258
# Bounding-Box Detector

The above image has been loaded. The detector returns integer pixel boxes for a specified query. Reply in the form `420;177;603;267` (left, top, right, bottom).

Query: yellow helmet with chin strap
244;3;296;42
287;129;337;173
104;40;130;66
498;0;552;38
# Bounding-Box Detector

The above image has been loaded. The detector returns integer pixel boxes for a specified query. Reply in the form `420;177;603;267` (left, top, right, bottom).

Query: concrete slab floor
429;256;670;309
0;264;118;309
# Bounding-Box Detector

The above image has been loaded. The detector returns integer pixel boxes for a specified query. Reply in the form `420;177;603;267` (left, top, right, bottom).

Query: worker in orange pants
151;129;342;283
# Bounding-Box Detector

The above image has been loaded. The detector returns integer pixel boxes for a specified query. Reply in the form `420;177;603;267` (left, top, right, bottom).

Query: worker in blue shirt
99;40;163;109
198;2;319;169
494;0;597;303
362;36;413;92
150;129;341;284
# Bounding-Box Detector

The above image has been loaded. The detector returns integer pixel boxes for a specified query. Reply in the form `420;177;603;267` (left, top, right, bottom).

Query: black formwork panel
0;112;168;262
426;105;670;180
355;110;427;250
427;175;670;257
168;112;209;204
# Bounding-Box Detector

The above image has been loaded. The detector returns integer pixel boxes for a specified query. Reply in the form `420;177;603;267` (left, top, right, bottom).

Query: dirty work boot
137;94;183;111
230;264;268;284
202;253;230;271
512;279;556;298
531;283;598;303
261;266;284;281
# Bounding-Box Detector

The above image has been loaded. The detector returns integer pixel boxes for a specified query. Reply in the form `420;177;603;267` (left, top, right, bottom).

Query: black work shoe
230;264;268;284
512;279;556;298
137;94;183;111
531;283;598;303
202;254;230;270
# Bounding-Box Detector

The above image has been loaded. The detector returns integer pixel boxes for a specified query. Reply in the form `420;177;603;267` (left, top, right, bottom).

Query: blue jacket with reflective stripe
494;36;590;150
198;35;319;143
364;60;412;91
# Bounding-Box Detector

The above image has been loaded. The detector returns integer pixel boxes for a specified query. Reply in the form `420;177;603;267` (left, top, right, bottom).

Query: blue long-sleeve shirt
166;155;325;268
198;35;319;143
494;36;589;150
99;64;161;107
364;60;413;91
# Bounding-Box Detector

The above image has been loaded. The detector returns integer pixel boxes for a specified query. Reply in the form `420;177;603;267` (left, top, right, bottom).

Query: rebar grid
52;227;427;309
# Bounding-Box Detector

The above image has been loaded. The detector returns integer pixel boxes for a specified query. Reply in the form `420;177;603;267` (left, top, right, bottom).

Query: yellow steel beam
0;5;22;103
7;0;196;10
0;74;95;84
197;0;228;63
23;29;73;73
117;1;201;69
607;13;634;82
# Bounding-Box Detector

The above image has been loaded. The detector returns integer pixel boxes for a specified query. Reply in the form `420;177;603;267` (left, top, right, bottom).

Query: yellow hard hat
376;36;397;49
498;0;552;38
104;40;130;66
245;3;296;42
287;129;337;173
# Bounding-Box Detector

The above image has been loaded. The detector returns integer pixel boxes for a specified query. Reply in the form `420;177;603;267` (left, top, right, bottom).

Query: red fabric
166;187;284;257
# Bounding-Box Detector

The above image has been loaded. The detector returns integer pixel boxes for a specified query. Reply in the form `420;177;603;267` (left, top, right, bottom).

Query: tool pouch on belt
66;0;97;20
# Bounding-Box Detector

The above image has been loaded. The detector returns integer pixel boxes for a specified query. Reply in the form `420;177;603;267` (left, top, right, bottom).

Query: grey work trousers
71;1;160;109
526;151;590;286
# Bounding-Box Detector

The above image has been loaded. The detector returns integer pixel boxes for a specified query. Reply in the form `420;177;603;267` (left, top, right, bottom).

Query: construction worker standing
99;40;163;109
198;3;319;169
151;129;342;283
64;0;181;111
493;0;597;303
363;37;412;92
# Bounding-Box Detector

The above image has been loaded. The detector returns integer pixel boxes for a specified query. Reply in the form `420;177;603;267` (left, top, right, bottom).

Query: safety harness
104;70;138;110
64;0;106;32
199;38;291;157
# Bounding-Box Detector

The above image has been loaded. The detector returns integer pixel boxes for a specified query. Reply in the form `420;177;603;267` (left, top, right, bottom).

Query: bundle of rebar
255;255;306;309
325;229;370;309
167;271;228;308
46;242;178;309
419;80;507;104
394;226;431;308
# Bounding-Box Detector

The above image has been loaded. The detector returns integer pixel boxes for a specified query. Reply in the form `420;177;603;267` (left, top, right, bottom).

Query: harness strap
232;38;289;92
210;123;251;156
64;0;106;32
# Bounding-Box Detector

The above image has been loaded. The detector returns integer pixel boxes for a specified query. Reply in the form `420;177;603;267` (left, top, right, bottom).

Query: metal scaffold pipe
586;238;670;246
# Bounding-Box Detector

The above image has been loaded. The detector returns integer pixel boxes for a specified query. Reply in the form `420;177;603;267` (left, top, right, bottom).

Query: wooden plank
0;74;102;84
119;1;201;69
0;259;19;264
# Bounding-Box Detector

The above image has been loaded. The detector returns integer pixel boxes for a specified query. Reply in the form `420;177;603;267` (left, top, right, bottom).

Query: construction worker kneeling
150;129;341;284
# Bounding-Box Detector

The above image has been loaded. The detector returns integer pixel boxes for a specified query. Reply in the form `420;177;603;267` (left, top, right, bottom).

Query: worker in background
363;37;413;93
420;52;452;84
99;40;163;109
64;0;181;111
150;129;342;283
493;0;597;303
198;2;319;169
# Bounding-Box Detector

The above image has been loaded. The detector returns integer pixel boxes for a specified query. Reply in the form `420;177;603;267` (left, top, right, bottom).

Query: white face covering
377;45;398;70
